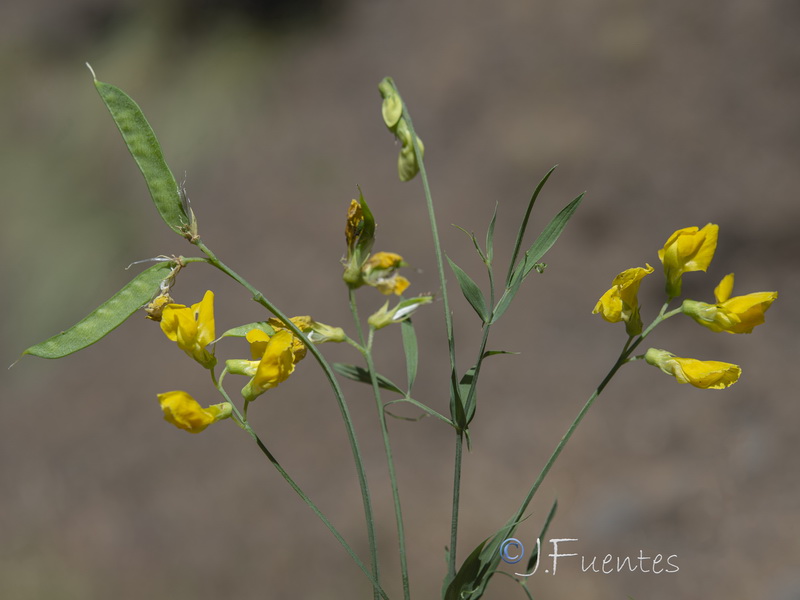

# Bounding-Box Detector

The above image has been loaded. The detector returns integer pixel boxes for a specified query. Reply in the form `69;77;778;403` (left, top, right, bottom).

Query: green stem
249;426;389;600
400;90;463;579
506;302;672;529
349;290;411;600
493;571;535;600
208;371;387;597
195;240;381;599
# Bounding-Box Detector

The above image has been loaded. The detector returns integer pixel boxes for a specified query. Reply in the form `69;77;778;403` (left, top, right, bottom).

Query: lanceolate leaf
485;203;498;265
332;363;404;395
22;262;174;359
519;192;584;279
506;165;557;286
495;193;584;322
92;71;189;235
443;539;489;600
401;319;418;393
447;256;489;322
526;498;558;571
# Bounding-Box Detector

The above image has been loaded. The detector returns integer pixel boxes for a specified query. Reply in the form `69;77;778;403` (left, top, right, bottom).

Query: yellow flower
682;273;778;334
240;330;297;402
362;251;410;295
644;348;741;389
158;391;231;433
658;224;719;298
160;290;217;369
593;264;654;336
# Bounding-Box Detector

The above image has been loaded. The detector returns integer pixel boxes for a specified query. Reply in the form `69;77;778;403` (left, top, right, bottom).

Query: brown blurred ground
2;1;799;599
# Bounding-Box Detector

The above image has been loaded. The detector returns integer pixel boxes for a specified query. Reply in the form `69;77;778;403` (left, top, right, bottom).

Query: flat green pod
90;66;189;236
22;262;174;359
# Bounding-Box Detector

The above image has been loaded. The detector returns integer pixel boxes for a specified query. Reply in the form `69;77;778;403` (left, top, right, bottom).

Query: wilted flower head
343;196;376;288
362;251;410;295
593;264;654;336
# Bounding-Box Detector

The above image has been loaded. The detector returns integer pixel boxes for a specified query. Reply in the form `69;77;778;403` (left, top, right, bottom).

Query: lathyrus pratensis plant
19;68;777;600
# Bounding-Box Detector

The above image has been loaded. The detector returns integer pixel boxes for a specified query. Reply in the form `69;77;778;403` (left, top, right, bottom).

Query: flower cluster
152;288;344;432
342;197;411;295
594;224;777;389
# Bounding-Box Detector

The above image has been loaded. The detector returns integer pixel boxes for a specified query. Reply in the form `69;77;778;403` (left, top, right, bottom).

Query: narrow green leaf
506;165;557;286
449;369;467;432
332;363;404;394
443;539;489;600
447;256;489;322
526;498;558;571
485;203;498;265
22;262;174;359
92;73;189;235
459;365;478;426
492;254;529;323
520;192;584;279
385;397;454;426
400;319;418;393
217;322;275;341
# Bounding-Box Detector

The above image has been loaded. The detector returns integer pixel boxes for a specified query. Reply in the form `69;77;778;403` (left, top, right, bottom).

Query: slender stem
506;302;673;528
493;571;535;600
349;290;411;600
249;427;390;600
208;371;387;597
400;92;463;578
194;240;381;598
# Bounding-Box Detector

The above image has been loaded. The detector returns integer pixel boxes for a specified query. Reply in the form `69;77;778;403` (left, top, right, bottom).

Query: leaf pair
447;167;584;325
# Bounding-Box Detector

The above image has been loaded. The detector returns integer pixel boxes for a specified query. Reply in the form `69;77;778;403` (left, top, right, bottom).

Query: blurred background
2;1;799;598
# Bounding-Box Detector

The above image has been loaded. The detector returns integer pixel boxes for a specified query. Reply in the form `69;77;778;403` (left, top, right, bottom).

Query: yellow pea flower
644;348;741;389
362;251;410;295
240;330;297;402
160;290;217;369
658;224;719;298
682;273;778;334
593;264;654;336
158;391;231;433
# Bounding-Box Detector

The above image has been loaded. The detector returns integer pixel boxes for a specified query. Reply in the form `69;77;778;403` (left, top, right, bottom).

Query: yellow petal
192;290;216;349
364;252;405;270
158;391;230;433
645;348;740;389
250;330;296;396
671;357;741;389
719;291;778;333
714;273;735;304
658;224;719;297
246;329;270;360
